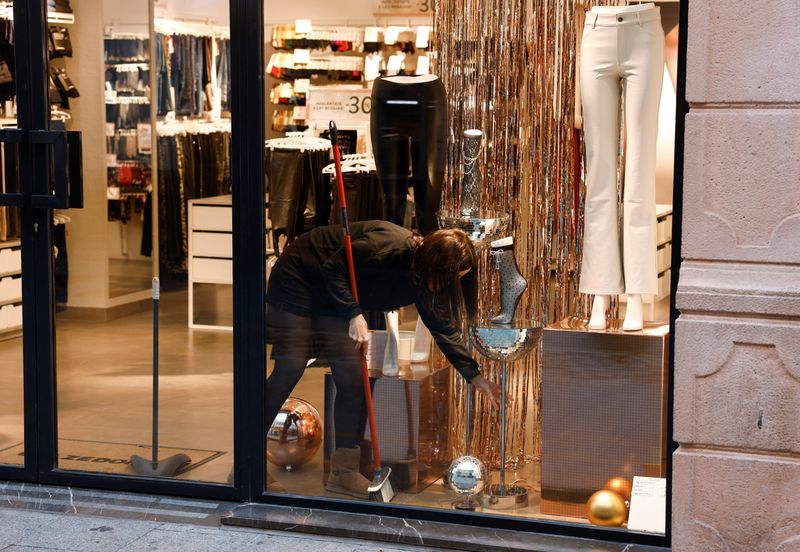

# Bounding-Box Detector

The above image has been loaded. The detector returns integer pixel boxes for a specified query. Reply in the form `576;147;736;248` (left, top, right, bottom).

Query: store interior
0;0;679;535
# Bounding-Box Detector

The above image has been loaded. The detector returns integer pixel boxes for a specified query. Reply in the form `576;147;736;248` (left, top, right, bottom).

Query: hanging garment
265;148;330;254
157;129;232;277
579;5;664;295
370;76;447;235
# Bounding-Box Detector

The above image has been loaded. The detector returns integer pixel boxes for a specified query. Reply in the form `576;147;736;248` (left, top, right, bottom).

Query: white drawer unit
0;303;22;331
0;244;21;276
188;195;273;331
0;240;21;334
192;257;233;285
192;205;233;232
192;231;233;258
0;275;22;304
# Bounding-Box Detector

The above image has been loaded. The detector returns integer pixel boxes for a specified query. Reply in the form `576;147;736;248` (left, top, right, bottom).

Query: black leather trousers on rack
370;76;447;235
266;148;330;254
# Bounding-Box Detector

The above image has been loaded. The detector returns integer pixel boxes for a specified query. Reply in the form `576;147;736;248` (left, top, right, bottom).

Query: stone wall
673;1;800;550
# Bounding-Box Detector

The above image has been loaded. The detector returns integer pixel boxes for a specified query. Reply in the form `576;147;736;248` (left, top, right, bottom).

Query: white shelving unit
0;239;22;335
187;195;273;331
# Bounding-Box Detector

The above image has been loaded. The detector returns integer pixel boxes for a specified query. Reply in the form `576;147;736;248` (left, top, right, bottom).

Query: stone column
673;2;800;550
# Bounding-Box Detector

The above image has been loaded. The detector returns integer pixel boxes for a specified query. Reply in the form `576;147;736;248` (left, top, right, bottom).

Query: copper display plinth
541;319;669;518
323;362;451;493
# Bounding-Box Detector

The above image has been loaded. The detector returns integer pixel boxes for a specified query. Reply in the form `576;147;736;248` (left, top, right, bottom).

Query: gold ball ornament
587;490;628;527
266;397;323;470
603;476;633;502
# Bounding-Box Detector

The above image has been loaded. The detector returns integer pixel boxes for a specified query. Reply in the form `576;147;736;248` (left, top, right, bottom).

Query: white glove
348;314;369;353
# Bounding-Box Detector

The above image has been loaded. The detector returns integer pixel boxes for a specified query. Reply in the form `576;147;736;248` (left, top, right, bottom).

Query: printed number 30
348;96;372;115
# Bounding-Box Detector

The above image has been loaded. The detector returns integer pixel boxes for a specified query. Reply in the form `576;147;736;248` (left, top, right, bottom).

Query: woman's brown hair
412;228;478;328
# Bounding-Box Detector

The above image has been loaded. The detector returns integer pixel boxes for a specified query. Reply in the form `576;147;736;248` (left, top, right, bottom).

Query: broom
329;120;394;503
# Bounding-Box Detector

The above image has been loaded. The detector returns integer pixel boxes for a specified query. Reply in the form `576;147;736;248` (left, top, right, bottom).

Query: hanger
265;132;331;153
50;108;71;122
322;153;375;175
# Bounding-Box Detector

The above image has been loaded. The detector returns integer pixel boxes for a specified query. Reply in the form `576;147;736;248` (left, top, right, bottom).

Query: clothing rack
157;117;231;136
322;153;375;175
154;18;229;39
265;133;331;152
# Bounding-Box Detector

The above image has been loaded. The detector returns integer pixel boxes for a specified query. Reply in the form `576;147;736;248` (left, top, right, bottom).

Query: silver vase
460;129;482;217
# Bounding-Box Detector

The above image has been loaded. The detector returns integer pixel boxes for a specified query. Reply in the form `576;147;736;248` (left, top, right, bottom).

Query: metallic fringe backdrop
433;0;618;469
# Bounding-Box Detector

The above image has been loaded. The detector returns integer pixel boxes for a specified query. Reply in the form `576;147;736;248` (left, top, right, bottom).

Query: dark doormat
0;439;225;475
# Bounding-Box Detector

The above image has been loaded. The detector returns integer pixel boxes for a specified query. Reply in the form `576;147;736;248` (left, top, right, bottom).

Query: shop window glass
262;0;676;537
50;0;234;483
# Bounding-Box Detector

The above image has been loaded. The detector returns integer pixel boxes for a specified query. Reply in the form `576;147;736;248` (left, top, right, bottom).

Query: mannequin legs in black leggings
266;305;368;449
371;76;447;235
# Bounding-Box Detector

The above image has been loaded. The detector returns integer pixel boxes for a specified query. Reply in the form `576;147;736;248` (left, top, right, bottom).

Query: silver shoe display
489;236;528;325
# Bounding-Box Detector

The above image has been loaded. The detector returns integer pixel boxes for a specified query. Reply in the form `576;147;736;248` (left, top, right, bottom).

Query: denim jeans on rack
156;34;173;115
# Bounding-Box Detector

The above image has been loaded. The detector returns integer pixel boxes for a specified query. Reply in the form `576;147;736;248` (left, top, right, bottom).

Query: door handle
0;128;84;210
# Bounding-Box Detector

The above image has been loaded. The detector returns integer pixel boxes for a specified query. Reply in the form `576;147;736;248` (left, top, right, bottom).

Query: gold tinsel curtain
433;0;616;468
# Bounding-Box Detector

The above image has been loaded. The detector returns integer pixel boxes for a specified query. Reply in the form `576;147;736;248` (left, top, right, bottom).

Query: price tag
105;122;116;137
384;26;401;44
627;477;667;534
415;55;430;76
386;53;404;75
364;27;380;43
416;26;431;49
293;49;310;65
307;88;372;125
292;106;307;121
136;123;151;154
373;0;433;16
294;78;310;94
295;19;312;35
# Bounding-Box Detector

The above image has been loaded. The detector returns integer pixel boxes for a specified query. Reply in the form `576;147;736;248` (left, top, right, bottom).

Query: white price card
627;476;667;534
136;123;152;154
293;49;310;65
294;79;310;94
364;27;381;43
307;88;372;125
292;106;307;121
415;26;431;49
415;55;430;76
295;19;312;35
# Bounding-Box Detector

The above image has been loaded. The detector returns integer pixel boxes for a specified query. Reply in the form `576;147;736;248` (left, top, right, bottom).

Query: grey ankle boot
490;236;527;325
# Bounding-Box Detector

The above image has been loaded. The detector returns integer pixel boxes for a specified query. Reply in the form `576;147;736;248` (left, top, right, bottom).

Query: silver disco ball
447;455;488;496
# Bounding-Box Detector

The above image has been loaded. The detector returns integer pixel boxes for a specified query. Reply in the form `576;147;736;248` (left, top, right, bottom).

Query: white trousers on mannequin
579;4;664;295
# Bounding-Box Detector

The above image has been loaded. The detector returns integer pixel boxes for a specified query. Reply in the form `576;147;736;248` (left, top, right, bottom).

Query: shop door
0;0;84;481
0;0;250;502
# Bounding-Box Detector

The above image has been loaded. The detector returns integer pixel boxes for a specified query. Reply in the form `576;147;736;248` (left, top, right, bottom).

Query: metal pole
152;277;159;469
499;359;506;494
465;340;472;455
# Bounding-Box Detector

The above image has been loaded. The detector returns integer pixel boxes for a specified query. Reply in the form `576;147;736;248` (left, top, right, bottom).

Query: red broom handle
330;121;381;469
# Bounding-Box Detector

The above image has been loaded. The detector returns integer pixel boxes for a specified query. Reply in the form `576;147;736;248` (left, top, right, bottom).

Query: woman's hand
471;375;503;410
348;314;369;353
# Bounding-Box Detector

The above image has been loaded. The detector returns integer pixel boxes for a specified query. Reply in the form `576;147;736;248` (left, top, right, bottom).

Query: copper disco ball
603;476;633;503
587;490;627;527
266;397;322;470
